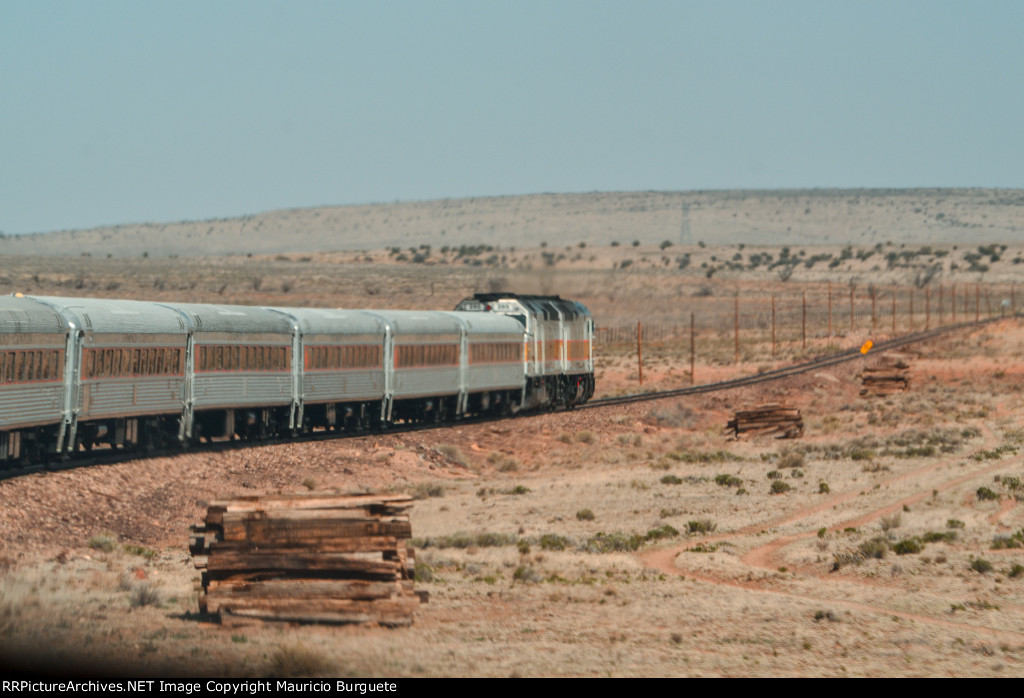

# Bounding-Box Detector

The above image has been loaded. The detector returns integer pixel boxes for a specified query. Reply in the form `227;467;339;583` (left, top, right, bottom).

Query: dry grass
3;233;1024;676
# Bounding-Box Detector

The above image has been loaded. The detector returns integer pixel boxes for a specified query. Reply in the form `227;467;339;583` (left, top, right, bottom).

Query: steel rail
581;316;1005;410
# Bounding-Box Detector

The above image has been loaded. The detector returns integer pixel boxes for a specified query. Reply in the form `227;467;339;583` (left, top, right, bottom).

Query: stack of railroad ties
859;352;911;396
189;492;425;627
726;403;804;439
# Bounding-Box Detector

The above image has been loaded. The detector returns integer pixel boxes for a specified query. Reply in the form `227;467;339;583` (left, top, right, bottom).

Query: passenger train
0;292;594;466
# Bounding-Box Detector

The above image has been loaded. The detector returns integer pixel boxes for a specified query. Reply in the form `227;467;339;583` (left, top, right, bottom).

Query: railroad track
583;316;1006;409
3;315;1008;480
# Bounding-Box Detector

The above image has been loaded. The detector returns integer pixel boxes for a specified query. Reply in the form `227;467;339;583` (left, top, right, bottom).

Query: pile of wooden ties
727;403;803;439
190;492;424;626
860;353;910;396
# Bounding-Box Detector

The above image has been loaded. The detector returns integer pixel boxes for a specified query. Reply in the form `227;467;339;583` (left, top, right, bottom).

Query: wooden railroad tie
190;492;425;627
727;403;803;440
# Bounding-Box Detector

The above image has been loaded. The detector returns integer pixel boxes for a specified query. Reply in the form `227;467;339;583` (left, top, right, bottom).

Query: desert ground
2;192;1024;677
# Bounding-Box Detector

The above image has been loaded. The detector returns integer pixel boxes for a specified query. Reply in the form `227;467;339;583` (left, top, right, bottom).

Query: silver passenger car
32;296;189;451
269;307;389;430
162;302;294;440
368;310;462;422
0;295;72;461
441;311;525;415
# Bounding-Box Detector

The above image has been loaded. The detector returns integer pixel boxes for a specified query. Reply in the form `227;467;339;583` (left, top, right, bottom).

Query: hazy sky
2;1;1022;235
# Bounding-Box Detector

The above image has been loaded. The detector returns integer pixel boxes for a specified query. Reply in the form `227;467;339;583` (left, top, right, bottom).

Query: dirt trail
639;435;1024;643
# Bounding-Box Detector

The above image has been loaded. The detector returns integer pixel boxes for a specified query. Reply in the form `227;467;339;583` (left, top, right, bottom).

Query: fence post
690;312;695;386
850;284;855;332
871;289;877;334
891;292;896;334
637;321;643;386
734;296;739;365
909;288;914;332
771;294;776;360
925;286;930;329
802;291;807;349
952;283;956;323
827;282;832;338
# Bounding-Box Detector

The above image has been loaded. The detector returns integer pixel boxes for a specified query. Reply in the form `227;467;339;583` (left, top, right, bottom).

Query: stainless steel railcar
0;293;594;465
276;307;389;433
0;296;72;462
33;296;190;452
165;302;296;442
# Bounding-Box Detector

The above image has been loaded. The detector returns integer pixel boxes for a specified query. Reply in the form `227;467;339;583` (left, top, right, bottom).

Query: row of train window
305;344;383;371
0;349;63;384
395;343;458;368
468;342;523;364
196;344;291;372
84;347;183;378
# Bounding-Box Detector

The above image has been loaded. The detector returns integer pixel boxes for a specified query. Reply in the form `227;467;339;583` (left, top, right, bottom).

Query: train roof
441;311;526;334
30;296;187;334
0;294;70;334
361;309;464;335
160;302;294;334
267;307;388;336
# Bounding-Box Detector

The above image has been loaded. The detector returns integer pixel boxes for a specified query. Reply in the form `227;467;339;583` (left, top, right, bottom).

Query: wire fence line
595;282;1017;365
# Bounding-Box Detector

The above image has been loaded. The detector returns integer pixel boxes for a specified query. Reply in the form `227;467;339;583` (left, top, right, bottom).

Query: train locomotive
0;292;594;466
